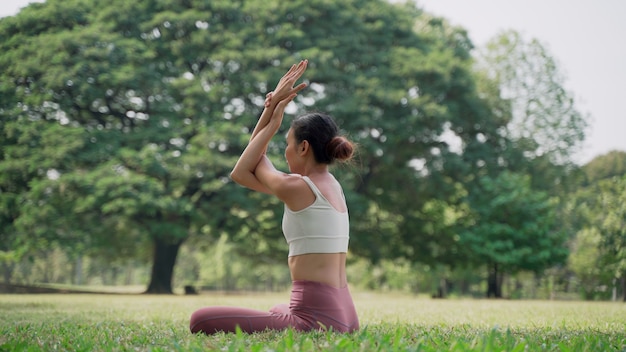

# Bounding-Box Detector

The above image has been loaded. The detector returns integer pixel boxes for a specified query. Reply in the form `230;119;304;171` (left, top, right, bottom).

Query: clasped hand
264;60;308;108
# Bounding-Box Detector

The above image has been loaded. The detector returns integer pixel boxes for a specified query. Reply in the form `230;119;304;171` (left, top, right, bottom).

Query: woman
189;60;359;334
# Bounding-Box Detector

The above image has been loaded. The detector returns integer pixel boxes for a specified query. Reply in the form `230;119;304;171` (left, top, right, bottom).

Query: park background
1;0;625;301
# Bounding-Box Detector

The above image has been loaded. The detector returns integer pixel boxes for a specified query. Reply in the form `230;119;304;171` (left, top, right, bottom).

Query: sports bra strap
301;176;323;197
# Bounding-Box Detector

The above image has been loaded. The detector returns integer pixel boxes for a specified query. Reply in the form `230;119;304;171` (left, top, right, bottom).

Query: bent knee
189;307;235;334
189;308;209;334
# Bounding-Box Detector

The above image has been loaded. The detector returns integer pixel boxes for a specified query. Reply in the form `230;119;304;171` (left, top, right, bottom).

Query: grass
1;290;625;351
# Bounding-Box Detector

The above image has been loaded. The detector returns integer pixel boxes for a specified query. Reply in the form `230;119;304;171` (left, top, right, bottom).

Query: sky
2;0;625;164
417;0;626;164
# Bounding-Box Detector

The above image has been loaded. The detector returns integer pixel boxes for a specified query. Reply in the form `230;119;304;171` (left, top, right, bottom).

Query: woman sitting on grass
190;60;359;334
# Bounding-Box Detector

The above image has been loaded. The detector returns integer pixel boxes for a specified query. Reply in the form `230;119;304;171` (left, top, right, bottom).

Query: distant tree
568;228;608;299
596;176;626;301
476;30;589;193
467;30;593;298
570;175;626;300
460;171;568;298
581;150;626;185
564;152;626;300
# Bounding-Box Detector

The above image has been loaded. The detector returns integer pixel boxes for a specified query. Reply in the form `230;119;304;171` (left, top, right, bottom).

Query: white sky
3;0;625;164
418;0;626;164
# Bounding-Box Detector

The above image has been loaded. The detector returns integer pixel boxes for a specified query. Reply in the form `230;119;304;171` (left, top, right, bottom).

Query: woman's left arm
230;93;296;194
249;60;307;143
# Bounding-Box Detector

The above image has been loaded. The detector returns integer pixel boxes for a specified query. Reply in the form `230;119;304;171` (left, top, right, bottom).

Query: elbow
230;169;242;185
230;167;252;186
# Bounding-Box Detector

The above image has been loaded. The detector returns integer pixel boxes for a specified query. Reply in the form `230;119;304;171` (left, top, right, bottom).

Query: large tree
1;0;268;292
1;0;522;292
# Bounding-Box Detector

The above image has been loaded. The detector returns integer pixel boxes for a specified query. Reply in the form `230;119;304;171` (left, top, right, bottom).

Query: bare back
285;173;349;288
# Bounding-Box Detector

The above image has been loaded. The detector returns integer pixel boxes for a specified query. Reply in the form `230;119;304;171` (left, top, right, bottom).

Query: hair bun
291;112;354;164
326;136;354;162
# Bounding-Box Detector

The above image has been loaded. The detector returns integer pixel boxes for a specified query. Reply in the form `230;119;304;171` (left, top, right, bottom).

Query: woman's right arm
249;60;308;143
230;60;308;193
230;93;296;194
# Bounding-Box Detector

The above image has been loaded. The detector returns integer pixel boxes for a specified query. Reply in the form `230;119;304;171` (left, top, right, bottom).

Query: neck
302;161;328;176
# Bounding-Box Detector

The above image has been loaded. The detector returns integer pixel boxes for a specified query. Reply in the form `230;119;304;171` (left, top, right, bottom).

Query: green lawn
1;290;625;351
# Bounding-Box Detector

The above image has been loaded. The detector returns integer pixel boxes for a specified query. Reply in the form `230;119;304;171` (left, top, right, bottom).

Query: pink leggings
189;280;359;334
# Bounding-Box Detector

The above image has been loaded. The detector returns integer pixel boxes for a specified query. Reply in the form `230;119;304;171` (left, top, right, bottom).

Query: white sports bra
281;176;350;257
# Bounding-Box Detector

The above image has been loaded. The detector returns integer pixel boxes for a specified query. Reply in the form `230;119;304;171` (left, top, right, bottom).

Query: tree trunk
73;256;83;285
487;263;502;298
2;262;15;284
438;277;448;298
145;237;183;294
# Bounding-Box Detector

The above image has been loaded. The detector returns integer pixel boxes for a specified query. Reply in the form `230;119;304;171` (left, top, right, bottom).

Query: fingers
288;60;308;80
281;62;301;81
284;64;297;77
275;93;297;110
292;82;308;94
283;60;308;80
264;91;274;107
270;60;308;104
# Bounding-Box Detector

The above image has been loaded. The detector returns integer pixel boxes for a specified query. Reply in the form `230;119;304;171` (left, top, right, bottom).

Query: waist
291;280;350;292
289;253;347;288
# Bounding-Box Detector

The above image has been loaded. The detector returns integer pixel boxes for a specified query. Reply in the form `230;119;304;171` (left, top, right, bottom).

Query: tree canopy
567;151;626;300
1;0;590;295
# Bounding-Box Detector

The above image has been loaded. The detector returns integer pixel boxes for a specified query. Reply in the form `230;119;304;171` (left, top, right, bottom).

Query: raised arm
249;60;308;143
230;93;297;194
230;60;308;193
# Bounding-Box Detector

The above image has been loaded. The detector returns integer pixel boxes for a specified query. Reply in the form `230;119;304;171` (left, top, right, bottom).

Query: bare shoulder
308;174;347;212
276;174;315;211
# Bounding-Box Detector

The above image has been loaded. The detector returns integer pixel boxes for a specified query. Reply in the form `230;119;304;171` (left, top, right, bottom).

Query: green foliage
4;240;586;299
567;169;626;299
568;228;607;299
0;0;289;291
0;0;496;289
460;172;568;287
176;234;292;291
0;0;597;297
582;150;626;184
476;30;588;168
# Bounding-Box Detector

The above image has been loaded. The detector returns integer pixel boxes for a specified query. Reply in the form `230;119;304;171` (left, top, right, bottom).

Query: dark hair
290;112;354;164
